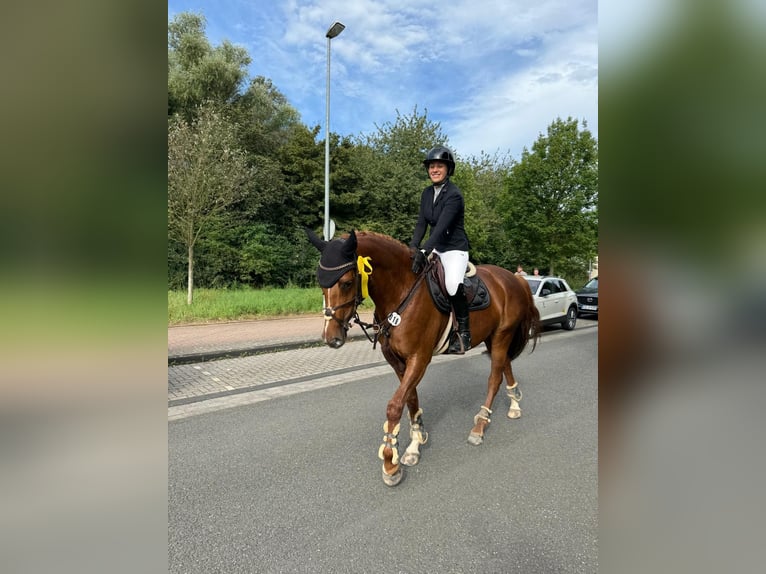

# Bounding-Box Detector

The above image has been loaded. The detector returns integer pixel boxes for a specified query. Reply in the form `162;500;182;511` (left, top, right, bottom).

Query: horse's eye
342;280;353;290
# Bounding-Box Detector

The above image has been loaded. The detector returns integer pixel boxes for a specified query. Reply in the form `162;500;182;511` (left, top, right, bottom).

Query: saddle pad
426;262;491;314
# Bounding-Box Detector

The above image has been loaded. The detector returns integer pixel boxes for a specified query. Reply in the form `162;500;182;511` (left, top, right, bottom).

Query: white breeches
434;249;469;296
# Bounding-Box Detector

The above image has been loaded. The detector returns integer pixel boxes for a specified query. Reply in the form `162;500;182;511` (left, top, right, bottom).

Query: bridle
321;254;433;348
321;260;362;333
323;289;362;332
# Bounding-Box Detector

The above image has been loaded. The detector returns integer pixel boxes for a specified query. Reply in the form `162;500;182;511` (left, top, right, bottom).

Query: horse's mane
341;230;409;251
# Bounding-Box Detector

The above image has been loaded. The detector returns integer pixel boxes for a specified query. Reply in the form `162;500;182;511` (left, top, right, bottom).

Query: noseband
322;262;362;332
323;290;361;331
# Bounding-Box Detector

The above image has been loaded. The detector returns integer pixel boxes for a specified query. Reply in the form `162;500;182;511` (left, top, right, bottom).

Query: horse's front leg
379;417;402;486
379;359;428;486
400;391;428;467
468;347;506;445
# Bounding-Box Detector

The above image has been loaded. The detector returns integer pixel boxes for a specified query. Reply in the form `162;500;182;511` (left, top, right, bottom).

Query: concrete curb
168;331;373;365
168;322;599;366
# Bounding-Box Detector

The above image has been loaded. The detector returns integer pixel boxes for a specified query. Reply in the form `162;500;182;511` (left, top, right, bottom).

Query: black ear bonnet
305;229;357;288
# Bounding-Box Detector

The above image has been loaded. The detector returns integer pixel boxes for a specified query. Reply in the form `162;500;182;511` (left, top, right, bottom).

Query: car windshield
582;278;598;290
525;279;541;292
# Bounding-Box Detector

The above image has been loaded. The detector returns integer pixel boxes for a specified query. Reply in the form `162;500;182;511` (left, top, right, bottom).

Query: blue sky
168;0;597;161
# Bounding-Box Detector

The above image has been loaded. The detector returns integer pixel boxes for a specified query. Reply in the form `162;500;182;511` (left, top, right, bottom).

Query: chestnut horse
307;229;540;486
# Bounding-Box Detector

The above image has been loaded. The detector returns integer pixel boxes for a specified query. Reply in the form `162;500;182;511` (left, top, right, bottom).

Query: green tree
168;104;254;303
231;76;302;158
275;123;325;232
350;106;448;242
500;117;598;279
454;151;516;266
328;137;381;235
168;12;251;120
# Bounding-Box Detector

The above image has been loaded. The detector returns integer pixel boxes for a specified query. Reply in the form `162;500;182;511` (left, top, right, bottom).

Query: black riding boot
447;284;471;354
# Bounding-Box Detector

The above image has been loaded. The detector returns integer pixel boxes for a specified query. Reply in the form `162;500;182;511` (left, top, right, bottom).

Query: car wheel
562;306;577;330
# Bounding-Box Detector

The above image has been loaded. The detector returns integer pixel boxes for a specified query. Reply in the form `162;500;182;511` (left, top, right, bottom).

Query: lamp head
326;22;345;38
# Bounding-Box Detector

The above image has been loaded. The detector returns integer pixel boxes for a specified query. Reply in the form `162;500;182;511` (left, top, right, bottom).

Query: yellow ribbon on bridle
357;255;372;300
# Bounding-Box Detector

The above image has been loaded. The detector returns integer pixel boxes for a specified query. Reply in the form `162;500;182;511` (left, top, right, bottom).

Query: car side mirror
541;289;551;297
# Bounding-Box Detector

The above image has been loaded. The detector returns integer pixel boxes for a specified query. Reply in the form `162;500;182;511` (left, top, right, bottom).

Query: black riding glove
411;249;429;274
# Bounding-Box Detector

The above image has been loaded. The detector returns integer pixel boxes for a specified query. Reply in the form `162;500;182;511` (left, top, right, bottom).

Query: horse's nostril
329;338;344;349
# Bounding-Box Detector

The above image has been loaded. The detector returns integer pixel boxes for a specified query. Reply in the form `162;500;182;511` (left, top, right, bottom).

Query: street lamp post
324;21;345;240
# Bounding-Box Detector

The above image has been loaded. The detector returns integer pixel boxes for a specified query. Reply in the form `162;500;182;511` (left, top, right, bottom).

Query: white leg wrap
507;382;522;418
401;409;428;466
403;439;421;461
408;408;427;444
378;421;401;465
473;405;492;426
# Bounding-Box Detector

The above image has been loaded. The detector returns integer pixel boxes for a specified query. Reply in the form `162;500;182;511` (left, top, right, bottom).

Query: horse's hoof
401;451;420;467
507;408;522;419
382;466;403;486
467;432;484;446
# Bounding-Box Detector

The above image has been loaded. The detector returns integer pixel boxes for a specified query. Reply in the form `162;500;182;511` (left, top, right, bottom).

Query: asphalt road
169;325;597;573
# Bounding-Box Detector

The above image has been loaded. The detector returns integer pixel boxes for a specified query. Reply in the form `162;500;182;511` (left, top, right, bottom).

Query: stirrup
447;332;470;354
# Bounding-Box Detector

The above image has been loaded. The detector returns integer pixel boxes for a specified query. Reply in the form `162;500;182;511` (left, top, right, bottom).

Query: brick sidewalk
168;314;597;416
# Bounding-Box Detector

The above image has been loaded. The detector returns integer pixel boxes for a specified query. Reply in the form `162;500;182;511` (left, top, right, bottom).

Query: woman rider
409;145;472;354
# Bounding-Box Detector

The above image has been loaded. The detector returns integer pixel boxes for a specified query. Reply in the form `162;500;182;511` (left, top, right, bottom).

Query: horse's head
306;228;360;348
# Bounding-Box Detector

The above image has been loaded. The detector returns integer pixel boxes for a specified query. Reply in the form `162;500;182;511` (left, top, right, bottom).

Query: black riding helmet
423;146;456;176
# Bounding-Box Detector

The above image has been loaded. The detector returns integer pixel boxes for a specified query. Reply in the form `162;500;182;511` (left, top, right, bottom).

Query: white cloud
169;0;598;158
447;15;597;158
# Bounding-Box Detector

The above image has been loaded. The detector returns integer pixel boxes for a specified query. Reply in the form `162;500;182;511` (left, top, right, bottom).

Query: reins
352;258;433;349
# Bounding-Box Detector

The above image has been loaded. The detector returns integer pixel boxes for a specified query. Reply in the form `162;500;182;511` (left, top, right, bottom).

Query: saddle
426;259;490;315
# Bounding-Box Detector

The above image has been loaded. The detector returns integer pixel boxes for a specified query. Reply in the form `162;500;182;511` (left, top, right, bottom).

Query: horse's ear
305;227;326;252
343;229;357;256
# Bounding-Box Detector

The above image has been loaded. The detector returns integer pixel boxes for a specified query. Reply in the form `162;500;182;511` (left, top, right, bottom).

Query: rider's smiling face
427;161;448;184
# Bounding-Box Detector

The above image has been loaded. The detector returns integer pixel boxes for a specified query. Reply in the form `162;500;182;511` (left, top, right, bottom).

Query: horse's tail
507;280;542;361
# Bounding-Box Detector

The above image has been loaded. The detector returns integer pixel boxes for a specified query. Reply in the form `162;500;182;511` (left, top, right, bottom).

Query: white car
521;275;578;330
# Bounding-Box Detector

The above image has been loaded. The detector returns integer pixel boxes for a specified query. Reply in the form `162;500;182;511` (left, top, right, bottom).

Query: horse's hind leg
505;362;523;419
488;340;523;419
400;390;428;467
468;345;507;445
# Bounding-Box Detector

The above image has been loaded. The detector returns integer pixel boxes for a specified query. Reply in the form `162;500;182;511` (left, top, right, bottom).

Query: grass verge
168;287;374;325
